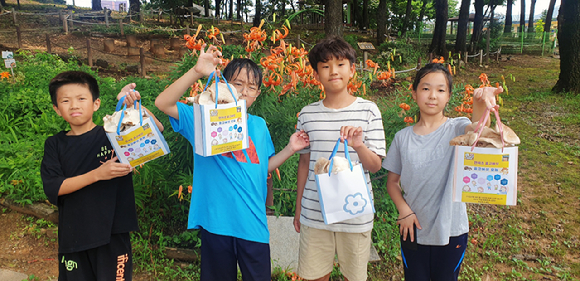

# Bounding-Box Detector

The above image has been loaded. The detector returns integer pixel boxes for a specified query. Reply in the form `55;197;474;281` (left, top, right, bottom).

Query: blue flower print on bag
343;193;368;215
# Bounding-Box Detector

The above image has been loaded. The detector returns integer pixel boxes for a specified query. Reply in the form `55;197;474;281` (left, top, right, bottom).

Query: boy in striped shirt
294;37;386;281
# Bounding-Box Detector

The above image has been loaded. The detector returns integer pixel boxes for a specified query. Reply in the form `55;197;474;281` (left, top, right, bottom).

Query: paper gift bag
105;97;170;167
452;146;518;205
451;105;519;205
193;71;248;156
315;139;375;224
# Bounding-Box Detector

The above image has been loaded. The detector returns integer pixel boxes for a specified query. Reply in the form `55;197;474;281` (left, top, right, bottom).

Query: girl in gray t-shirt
382;63;503;280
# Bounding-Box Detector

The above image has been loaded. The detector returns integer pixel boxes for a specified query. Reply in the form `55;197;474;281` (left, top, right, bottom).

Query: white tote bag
315;139;375;224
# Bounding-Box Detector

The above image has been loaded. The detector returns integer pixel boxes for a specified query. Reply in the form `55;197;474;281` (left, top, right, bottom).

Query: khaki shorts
297;224;371;281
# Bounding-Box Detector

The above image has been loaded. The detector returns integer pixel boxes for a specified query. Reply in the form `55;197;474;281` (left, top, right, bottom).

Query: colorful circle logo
124;152;130;156
140;143;145;147
237;127;243;133
151;140;157;144
494;174;501;180
463;176;470;184
145;140;150;144
471;173;478;179
501;179;508;185
217;127;222;133
211;131;217;138
487;175;493;181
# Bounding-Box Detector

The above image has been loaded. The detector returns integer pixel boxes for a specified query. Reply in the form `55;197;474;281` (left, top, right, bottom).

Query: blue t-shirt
170;102;275;244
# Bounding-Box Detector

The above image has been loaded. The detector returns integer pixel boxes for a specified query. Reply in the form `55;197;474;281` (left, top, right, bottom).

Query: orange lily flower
0;72;10;79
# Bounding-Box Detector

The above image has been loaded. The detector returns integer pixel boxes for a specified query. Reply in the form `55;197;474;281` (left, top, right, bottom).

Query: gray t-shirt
382;117;471;245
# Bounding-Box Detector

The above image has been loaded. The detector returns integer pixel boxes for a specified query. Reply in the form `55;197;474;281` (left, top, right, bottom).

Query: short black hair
49;71;99;106
412;63;453;94
308;36;356;73
222;58;263;89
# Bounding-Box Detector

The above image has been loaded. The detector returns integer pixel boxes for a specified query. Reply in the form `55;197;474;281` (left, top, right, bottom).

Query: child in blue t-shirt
155;44;309;281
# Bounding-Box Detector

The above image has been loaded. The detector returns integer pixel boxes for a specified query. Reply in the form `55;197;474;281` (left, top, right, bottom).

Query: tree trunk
519;0;525;33
377;0;387;45
553;0;580;94
455;0;470;53
128;0;139;16
253;0;262;27
324;0;343;37
281;0;286;18
228;0;233;19
351;0;358;27
417;0;429;31
361;0;369;30
92;0;102;11
470;0;484;51
237;0;241;20
543;0;556;32
504;0;513;33
204;0;210;17
215;0;221;18
401;0;413;37
429;0;448;57
527;0;536;34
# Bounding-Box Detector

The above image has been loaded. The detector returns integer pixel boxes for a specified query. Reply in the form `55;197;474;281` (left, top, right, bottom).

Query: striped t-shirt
296;97;386;233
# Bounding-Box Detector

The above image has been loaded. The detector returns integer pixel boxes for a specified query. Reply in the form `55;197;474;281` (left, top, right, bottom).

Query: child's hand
193;44;222;77
474;86;503;109
122;89;142;108
397;212;422;242
288;130;309;153
96;156;133;180
117;83;137;102
340;126;364;149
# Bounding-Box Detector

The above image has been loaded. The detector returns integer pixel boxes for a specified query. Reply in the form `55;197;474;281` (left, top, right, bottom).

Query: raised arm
467;86;503;133
155;44;222;119
117;84;164;132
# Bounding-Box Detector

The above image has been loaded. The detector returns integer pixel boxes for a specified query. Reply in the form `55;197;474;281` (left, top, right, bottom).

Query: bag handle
327;138;354;176
202;71;238;109
115;94;143;135
471;104;504;152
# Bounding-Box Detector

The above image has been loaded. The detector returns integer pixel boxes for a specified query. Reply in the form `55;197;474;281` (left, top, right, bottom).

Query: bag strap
471;104;505;152
202;71;238;109
327;138;354;176
115;95;143;135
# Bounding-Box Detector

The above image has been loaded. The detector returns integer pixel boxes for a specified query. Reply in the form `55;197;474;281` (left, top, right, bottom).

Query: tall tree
430;0;448;57
416;0;430;31
553;0;580;93
470;0;484;51
519;0;525;33
204;0;210;17
237;0;242;20
215;0;221;18
527;0;537;34
377;0;388;45
0;0;5;10
401;0;413;37
455;0;470;53
504;0;513;33
543;0;557;32
324;0;343;37
229;0;233;19
92;0;102;10
361;0;369;30
253;0;262;27
352;0;359;27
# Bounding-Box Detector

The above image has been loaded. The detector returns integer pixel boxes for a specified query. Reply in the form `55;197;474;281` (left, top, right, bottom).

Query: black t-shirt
41;126;139;253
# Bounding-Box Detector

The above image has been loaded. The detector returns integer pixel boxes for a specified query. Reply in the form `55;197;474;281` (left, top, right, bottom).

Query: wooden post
429;52;433;61
46;33;51;53
464;51;468;64
140;9;144;24
190;11;194;26
105;8;109;28
59;10;63;26
496;47;501;62
12;8;16;25
296;34;300;48
157;9;160;22
186;24;190;35
363;51;368;69
119;20;124;36
140;47;145;77
87;38;93;67
16;25;22;49
479;49;483;66
417;57;422;69
69;10;74;29
63;13;68;34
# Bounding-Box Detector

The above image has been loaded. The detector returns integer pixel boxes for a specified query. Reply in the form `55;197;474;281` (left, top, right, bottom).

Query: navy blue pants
200;229;271;281
401;233;468;281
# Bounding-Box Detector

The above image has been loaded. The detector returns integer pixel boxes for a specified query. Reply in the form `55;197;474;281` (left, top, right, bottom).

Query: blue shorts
200;228;270;281
58;232;132;281
401;233;468;281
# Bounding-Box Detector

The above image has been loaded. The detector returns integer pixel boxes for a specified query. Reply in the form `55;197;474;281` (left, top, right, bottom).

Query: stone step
0;269;28;281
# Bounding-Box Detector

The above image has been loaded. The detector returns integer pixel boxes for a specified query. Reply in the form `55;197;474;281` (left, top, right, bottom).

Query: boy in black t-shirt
41;71;163;281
